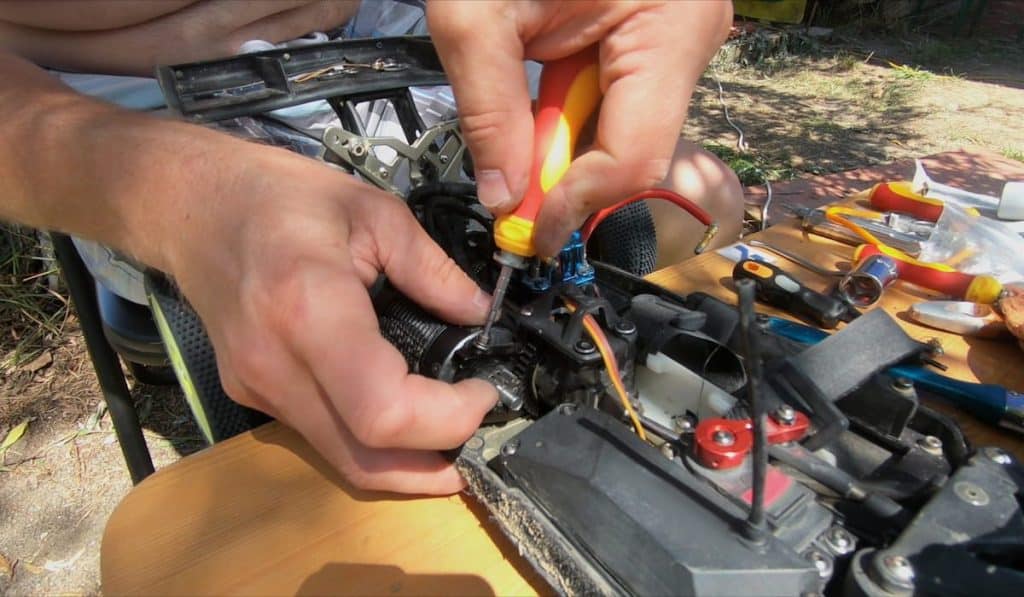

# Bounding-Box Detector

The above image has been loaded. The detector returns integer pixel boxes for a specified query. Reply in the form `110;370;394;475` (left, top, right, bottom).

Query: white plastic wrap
918;201;1024;284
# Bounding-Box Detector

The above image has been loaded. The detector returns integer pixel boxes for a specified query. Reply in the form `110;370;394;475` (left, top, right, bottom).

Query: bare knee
647;138;745;268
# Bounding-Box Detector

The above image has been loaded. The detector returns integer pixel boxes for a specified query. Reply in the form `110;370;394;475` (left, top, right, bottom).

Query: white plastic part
636;352;737;431
913;159;1001;212
998;182;1024;221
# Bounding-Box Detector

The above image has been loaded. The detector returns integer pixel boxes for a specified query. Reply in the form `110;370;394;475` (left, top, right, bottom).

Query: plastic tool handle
493;47;601;257
732;259;850;329
869;182;945;222
854;244;1002;304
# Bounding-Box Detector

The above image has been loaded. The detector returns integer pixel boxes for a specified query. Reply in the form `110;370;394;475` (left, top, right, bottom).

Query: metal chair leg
51;233;154;484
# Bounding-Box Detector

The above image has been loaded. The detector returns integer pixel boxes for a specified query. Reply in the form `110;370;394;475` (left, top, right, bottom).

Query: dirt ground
1;28;1023;595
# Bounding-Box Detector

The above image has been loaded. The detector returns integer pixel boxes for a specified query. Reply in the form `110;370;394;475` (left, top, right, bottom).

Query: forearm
0;51;254;273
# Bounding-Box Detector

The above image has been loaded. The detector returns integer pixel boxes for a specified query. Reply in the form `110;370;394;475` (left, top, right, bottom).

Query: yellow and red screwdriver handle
854;244;1003;304
868;181;980;222
493;46;602;258
477;47;601;349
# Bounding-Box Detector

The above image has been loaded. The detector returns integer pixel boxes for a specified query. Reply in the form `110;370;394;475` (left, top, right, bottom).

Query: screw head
954;481;990;506
558;403;577;416
672;415;695;433
881;554;915;585
824;527;854;554
614;320;637;336
574;340;596;355
918;435;943;455
501;439;520;456
439;154;450;164
660;443;677;460
805;550;833;579
893;377;913;390
520;306;534;317
712;429;736;447
774;404;796;425
984;446;1012;465
464;436;484;451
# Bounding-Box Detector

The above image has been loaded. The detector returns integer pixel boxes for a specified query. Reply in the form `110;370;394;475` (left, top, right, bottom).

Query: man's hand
164;144;498;494
427;0;732;257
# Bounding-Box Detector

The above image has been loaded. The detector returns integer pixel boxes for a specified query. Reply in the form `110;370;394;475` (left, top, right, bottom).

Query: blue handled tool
762;316;1024;435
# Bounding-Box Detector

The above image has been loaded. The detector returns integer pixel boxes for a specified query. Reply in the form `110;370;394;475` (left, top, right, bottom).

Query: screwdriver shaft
475;264;513;349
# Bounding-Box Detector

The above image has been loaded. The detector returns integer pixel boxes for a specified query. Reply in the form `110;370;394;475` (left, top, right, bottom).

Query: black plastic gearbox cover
457;406;820;596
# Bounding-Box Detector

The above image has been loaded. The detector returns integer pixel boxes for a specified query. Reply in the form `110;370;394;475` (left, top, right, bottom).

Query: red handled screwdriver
476;47;602;348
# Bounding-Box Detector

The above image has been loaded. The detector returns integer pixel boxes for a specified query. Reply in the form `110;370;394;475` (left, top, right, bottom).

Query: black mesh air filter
588;201;658;277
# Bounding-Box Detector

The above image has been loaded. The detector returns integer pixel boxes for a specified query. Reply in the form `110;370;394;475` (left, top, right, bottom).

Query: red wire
581;189;714;241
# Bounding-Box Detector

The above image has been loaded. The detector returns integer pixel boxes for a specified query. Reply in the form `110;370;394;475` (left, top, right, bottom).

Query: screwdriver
476;47;602;349
762;315;1024;436
853;244;1003;304
732;259;856;329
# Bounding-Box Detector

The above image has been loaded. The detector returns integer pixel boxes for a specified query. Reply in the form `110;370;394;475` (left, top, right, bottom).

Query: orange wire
565;301;647;441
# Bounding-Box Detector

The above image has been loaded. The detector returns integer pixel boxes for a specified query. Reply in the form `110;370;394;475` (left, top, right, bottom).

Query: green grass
0;225;67;371
1004;147;1024;163
891;63;936;81
702;143;798;186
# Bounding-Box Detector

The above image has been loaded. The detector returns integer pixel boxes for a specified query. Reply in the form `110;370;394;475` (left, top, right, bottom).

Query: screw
174;70;184;79
881;554;915;586
893;377;913;390
672;415;695;433
660;443;677;460
378;167;389;179
465;436;484;451
439;154;450;164
282;52;291;61
521;306;534;317
773;404;796;426
501;439;520;456
574;340;596;355
954;481;989;506
805;550;833;579
559;403;577;416
918;435;943;455
984;446;1012;465
712;429;735;447
614;320;637;336
824;527;854;555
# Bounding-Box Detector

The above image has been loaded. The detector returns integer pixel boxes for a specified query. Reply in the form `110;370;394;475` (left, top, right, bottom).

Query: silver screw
774;404;796;425
614;320;637;336
805;550;833;579
501;439;519;456
464;436;484;451
984;446;1012;465
378;167;389;179
893;377;913;390
439;154;450;164
660;443;677;460
574;340;596;355
824;527;854;555
918;435;943;455
521;306;534;317
954;481;990;506
712;429;736;447
282;52;291;61
672;415;695;433
881;555;915;586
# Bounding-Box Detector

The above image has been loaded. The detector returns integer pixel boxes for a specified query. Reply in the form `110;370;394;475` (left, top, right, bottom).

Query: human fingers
271;262;497;451
218;337;468;494
346;195;490;326
532;1;733;256
427;0;534;213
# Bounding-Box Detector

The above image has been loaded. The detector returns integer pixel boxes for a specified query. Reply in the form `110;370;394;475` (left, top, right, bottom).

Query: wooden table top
101;218;1024;595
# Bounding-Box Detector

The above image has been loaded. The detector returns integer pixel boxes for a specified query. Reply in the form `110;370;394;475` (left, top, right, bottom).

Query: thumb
428;1;533;213
371;202;491;326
